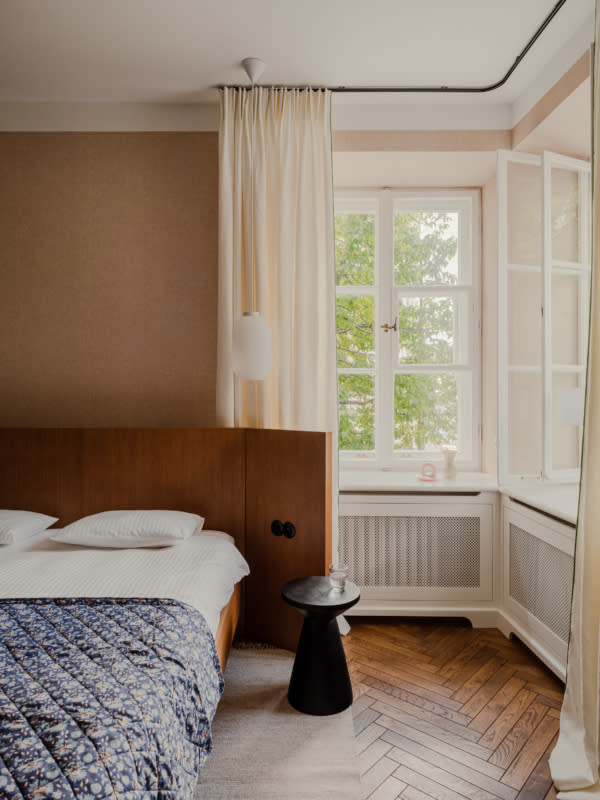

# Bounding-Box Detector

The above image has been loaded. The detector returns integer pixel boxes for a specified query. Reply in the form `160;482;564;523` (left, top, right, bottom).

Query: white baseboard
346;601;501;629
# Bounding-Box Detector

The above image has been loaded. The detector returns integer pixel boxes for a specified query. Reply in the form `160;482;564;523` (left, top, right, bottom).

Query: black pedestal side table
282;576;360;716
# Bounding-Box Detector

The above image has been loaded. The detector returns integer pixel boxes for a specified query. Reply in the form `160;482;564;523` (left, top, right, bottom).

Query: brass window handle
380;318;397;333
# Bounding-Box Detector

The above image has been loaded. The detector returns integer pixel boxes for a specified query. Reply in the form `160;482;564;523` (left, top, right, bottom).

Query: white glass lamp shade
232;311;272;380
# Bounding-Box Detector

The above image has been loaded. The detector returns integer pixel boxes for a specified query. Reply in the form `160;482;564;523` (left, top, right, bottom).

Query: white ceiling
0;0;594;106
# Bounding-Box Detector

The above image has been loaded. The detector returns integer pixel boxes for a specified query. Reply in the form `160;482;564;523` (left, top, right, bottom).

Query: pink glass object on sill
417;462;437;482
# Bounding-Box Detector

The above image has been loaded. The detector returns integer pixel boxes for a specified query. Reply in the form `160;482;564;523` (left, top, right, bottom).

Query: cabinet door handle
283;522;296;539
271;520;296;539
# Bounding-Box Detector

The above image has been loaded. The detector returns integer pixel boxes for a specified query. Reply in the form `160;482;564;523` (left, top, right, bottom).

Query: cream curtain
216;86;337;434
548;22;600;800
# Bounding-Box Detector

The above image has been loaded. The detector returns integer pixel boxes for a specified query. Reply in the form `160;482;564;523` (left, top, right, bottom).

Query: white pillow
0;510;59;545
50;510;205;548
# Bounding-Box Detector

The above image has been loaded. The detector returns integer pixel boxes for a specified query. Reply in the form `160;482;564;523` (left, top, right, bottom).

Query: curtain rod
221;0;568;95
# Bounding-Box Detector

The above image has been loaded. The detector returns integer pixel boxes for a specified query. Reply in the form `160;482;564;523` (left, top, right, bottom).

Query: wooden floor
343;618;564;800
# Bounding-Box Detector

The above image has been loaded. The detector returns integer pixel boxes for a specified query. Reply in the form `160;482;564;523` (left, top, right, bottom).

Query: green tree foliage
394;212;457;286
338;374;375;451
335;213;375;286
335;210;459;453
394;374;457;452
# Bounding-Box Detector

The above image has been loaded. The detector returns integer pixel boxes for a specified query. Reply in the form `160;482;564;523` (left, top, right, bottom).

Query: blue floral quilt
0;597;224;800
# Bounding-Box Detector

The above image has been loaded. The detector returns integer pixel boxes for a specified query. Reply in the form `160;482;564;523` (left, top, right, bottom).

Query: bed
0;528;247;799
0;427;332;799
0;528;245;671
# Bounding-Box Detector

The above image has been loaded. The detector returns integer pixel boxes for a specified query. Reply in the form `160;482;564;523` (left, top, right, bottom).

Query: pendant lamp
232;57;272;381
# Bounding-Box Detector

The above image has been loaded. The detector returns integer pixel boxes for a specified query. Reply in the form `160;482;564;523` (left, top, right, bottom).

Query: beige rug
195;648;361;799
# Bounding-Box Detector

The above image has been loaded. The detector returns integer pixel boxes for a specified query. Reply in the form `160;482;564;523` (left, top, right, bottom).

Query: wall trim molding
0;102;219;132
332;129;512;153
512;50;591;149
0;51;590;152
511;14;593;126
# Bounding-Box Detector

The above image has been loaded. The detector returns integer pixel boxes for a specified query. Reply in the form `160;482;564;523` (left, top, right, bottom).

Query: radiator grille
339;515;480;588
509;523;573;642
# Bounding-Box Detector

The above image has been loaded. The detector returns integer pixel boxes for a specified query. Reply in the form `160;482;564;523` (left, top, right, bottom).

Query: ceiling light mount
231;55;272;381
242;57;265;85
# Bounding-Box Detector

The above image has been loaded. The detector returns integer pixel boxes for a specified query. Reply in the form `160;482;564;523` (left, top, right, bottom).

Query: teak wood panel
0;428;86;524
0;427;332;649
79;428;246;546
244;429;332;652
0;428;331;649
0;428;247;551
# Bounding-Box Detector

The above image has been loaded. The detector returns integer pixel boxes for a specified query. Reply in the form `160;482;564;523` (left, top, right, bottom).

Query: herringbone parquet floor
343;618;564;800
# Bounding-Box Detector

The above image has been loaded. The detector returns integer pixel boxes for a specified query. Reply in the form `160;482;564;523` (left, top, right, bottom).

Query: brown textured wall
0;132;218;427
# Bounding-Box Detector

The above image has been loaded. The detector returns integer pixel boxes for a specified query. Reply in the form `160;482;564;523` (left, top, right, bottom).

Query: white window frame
542;151;590;481
496;149;591;484
335;188;481;472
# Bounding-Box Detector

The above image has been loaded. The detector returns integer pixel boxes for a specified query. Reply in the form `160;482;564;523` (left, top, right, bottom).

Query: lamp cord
250;81;256;314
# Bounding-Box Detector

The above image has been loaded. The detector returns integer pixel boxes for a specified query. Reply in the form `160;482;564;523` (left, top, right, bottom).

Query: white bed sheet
0;530;249;636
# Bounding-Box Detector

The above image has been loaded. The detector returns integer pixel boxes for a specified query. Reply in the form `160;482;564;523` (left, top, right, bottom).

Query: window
335;189;481;470
497;150;590;483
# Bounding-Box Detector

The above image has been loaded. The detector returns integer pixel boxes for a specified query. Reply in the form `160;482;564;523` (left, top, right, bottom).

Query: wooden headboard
0;428;247;549
0;427;332;651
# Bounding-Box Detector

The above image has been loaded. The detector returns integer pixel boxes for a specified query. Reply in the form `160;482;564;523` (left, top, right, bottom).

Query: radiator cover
509;522;573;643
340;514;481;589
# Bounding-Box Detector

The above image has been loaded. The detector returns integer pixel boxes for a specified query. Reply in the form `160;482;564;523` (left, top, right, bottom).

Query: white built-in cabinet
497;149;591;483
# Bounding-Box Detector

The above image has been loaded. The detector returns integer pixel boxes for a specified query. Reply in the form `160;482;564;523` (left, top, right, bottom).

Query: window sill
339;470;498;493
338;472;579;522
501;483;579;526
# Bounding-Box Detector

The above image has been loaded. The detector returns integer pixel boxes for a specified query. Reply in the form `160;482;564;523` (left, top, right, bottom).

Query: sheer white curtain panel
217;86;337;434
549;20;600;799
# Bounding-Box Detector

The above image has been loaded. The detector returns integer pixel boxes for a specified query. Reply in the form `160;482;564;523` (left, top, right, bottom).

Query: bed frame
0;427;332;656
214;582;241;669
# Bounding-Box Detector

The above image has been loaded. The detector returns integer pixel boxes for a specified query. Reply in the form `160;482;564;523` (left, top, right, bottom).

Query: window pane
335;213;375;286
552;272;581;365
552;372;582;472
394;373;457;451
508;269;541;367
338;374;375;451
507;161;542;266
552;168;580;263
508;370;543;476
397;294;468;365
336;295;375;368
394;210;459;286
